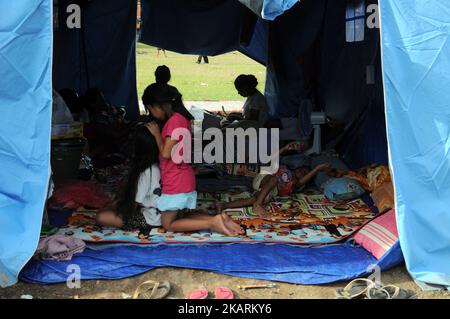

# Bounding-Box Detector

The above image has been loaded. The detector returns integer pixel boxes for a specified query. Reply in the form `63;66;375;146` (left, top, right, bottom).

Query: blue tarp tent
0;0;449;288
381;0;450;287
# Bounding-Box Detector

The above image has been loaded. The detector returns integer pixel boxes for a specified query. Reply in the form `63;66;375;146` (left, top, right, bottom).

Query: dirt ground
1;265;449;299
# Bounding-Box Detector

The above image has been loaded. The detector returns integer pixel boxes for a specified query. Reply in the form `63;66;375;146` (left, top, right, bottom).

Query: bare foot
253;204;270;218
220;213;244;235
210;215;235;236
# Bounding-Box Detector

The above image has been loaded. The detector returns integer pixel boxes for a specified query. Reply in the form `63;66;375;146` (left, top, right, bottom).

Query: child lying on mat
217;142;330;217
217;163;330;217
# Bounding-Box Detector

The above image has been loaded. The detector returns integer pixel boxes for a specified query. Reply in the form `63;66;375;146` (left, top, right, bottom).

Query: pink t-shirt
160;112;196;195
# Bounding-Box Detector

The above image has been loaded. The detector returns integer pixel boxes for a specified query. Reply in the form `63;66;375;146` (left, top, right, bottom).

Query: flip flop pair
335;278;417;299
367;284;418;299
188;287;234;299
133;280;171;299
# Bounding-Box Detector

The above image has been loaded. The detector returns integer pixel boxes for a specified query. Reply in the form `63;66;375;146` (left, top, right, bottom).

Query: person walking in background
157;48;167;57
197;55;209;64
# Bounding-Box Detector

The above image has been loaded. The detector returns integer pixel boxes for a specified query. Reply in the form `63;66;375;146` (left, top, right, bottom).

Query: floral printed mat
57;192;375;245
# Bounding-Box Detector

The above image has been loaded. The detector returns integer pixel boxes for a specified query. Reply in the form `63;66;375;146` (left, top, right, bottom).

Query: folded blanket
36;235;86;261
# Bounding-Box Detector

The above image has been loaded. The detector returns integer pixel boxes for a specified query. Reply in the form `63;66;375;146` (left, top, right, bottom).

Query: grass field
136;43;266;101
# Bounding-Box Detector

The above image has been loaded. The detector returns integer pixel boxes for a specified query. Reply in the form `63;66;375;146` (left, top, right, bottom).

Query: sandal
382;285;418;299
366;286;391;299
133;280;171;299
335;278;377;299
187;288;209;299
214;287;234;299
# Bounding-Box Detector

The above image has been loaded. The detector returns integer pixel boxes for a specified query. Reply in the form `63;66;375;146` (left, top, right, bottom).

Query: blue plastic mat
20;242;403;285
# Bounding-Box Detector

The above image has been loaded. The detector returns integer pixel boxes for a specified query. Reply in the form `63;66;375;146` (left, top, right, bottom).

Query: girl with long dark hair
142;83;244;236
96;126;162;230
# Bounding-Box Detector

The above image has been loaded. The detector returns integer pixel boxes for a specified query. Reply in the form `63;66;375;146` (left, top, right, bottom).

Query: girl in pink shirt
142;83;243;236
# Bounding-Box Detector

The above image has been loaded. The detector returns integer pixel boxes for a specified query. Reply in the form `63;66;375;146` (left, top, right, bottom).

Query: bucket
51;138;86;182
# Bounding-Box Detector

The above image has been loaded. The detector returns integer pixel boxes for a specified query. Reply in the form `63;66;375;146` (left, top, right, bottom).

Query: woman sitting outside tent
224;74;269;129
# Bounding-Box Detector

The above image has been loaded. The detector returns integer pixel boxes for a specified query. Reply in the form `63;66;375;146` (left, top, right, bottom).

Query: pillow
353;209;398;259
311;155;349;189
322;177;365;201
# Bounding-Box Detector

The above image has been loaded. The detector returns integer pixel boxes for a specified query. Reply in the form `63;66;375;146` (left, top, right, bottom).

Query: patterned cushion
353;209;398;259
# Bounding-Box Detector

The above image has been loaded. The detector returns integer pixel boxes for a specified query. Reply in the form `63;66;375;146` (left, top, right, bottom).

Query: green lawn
136;43;266;101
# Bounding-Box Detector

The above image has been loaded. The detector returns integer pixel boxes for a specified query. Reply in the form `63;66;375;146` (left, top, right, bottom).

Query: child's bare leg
258;175;275;188
96;209;124;228
217;176;274;212
179;211;244;235
217;196;257;213
161;211;237;236
253;176;278;217
182;212;244;235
